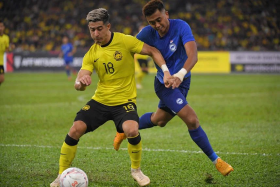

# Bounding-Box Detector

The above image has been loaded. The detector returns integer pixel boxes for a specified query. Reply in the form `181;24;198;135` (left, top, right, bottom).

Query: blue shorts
154;76;191;116
64;60;73;65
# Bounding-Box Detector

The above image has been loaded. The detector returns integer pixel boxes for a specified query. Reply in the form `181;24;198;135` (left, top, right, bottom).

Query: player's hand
79;75;92;86
163;71;174;88
171;76;182;89
75;75;91;91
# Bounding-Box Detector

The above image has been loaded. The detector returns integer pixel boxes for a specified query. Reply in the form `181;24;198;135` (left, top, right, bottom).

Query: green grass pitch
0;72;279;186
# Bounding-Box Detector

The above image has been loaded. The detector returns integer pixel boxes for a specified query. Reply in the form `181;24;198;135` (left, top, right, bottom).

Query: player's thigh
0;65;4;82
0;74;4;83
74;99;109;134
112;102;139;134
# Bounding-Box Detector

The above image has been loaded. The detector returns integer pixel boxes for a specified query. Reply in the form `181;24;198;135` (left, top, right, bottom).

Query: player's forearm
5;44;15;52
183;55;198;72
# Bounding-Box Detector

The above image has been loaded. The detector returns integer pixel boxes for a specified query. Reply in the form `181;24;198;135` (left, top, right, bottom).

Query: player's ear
106;23;111;30
165;11;169;18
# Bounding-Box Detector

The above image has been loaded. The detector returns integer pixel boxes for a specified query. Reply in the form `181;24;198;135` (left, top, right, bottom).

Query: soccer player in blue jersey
114;0;234;177
59;36;77;80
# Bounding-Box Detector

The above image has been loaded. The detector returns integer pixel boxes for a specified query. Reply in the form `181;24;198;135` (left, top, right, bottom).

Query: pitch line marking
0;144;279;156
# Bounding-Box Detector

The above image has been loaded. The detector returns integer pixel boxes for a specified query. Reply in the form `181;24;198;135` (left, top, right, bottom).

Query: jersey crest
169;40;177;52
114;51;122;61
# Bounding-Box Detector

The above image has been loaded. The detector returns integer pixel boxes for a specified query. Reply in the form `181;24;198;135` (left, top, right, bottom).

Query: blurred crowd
1;0;279;52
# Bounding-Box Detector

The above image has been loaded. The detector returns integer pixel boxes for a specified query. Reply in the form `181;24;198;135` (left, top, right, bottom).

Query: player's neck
101;31;113;47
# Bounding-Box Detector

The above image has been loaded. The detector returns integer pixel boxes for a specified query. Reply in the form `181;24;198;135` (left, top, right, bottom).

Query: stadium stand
0;0;279;52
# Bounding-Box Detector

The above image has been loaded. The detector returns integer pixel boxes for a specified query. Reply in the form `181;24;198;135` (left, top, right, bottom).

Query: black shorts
74;99;139;133
0;65;4;74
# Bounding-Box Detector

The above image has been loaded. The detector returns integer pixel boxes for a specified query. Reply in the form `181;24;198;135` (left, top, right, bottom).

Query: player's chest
154;35;180;56
0;38;8;50
92;48;130;71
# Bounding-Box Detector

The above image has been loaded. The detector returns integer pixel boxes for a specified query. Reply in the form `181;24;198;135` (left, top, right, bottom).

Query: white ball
60;167;88;187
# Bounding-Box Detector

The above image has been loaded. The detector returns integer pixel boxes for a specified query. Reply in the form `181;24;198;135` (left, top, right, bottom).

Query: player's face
88;21;111;45
0;23;5;35
62;36;68;44
146;9;169;37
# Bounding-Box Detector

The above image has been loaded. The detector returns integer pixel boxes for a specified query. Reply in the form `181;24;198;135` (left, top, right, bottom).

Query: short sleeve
81;49;94;72
180;21;195;45
123;35;144;54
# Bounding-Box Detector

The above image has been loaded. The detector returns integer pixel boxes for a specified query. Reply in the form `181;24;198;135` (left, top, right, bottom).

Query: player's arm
5;37;14;52
74;69;92;91
139;43;173;88
172;41;198;89
68;44;77;56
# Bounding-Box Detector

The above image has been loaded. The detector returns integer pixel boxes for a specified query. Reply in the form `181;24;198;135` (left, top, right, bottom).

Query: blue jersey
61;43;73;62
136;19;194;84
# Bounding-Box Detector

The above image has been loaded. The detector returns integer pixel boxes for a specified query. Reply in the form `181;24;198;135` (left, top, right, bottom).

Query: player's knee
69;121;87;139
186;117;199;129
157;120;167;127
125;127;138;138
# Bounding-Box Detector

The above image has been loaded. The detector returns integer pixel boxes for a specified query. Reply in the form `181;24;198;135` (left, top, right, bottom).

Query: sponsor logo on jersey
169;40;177;52
94;58;99;63
82;105;90;111
176;98;183;105
114;51;122;61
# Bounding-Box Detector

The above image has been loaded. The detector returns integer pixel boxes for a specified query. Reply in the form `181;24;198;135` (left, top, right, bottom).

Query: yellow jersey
82;32;144;106
0;34;9;66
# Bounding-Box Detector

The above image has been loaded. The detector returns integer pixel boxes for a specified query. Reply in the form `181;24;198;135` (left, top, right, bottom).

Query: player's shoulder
1;34;9;40
170;19;189;27
113;32;128;41
113;32;138;43
137;25;156;38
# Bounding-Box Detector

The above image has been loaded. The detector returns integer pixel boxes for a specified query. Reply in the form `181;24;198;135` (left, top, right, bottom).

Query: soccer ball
60;167;88;187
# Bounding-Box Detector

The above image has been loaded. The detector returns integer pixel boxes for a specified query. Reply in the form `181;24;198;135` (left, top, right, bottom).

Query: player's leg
139;107;174;129
114;103;150;186
64;61;71;80
69;61;77;75
50;121;87;187
0;65;5;85
177;104;233;175
51;100;104;186
123;121;150;186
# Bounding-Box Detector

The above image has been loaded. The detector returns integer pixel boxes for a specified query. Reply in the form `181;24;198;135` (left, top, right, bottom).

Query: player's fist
79;75;92;86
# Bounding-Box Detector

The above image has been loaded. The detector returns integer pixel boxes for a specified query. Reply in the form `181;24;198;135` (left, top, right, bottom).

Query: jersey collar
101;32;114;47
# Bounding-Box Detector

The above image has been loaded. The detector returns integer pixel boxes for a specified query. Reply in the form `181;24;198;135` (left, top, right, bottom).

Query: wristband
161;64;169;72
173;68;187;81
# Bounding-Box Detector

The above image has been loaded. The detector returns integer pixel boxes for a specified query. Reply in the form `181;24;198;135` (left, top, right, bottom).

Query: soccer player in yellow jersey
50;8;173;187
0;20;14;85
